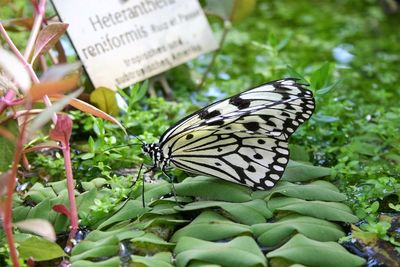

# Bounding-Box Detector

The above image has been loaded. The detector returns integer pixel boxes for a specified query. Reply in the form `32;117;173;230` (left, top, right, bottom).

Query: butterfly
141;78;315;190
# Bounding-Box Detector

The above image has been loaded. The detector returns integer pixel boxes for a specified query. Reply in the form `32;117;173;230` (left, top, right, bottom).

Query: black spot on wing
229;96;251;109
247;165;256;172
254;153;263;159
199;109;221;120
207;120;225;126
243;122;260;131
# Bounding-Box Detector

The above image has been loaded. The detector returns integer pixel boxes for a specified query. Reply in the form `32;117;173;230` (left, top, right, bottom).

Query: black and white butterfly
142;78;315;190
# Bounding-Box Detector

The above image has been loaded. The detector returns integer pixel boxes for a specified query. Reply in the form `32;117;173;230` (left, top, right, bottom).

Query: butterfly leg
161;169;183;208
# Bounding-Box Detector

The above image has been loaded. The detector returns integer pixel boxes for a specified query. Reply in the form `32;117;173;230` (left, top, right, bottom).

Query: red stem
62;141;79;230
2;113;31;267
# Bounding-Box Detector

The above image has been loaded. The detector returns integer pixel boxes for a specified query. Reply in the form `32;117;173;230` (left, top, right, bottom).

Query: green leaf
175;176;252;202
316;80;340;95
177;199;272;225
26;183;57;203
18;236;66;261
253;181;347;202
171;210;251;242
131;252;173;267
71;236;119;262
252;215;345;246
267;197;359;223
97;200;148;229
175;236;267;267
131;232;175;250
84;224;144;242
310;62;333;90
76;188;98;219
267;234;366;267
130;80;149;104
90;87;119;116
49;180;68;194
286;65;307;83
72;256;120;267
130;180;172;203
0;120;17;172
289;144;310;162
282;160;332;182
81;178;108;191
135;214;188;230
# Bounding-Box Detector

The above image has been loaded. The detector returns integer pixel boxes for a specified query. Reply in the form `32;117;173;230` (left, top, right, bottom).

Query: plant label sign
52;0;218;89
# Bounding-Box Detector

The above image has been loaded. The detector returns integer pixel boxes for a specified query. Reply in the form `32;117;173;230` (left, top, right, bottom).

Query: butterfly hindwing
169;131;289;189
153;78;314;189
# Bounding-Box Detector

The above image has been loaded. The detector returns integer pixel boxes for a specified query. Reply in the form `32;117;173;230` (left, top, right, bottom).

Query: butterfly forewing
153;78;314;190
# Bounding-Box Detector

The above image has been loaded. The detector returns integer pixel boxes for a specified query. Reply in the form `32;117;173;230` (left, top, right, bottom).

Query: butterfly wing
159;78;315;189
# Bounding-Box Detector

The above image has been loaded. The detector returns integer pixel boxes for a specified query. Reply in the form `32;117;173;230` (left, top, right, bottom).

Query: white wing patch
155;78;315;190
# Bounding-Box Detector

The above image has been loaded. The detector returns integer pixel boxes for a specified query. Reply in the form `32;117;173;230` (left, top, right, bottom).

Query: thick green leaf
72;256;120;267
131;252;173;267
13;206;30;222
18;236;66;261
267;234;366;267
26;198;52;219
97;199;148;229
171;210;251;242
145;200;181;215
131;180;172;203
71;236;119;262
177;199;272;225
131;232;175;251
135;214;188;230
26;183;57;203
175;236;267;267
252;215;345;246
84;225;144;242
175;176;252;202
253;181;347;202
267;197;359;223
282;160;332;182
49;180;68;194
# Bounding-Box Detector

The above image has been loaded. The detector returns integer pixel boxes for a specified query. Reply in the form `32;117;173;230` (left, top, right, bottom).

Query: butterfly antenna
128;134;145;145
162;170;183;208
103;143;142;152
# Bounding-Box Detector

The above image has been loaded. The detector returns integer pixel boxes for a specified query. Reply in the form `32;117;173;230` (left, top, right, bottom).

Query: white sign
52;0;218;89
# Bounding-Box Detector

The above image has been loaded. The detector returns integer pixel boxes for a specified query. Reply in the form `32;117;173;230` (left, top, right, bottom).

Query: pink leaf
31;22;68;64
52;204;71;219
49;114;72;145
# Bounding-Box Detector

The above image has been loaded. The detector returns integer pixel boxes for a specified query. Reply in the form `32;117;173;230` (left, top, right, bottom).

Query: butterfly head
142;143;158;156
142;143;169;169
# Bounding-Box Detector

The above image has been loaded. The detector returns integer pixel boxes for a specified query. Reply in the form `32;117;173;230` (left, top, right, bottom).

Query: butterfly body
142;78;315;190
